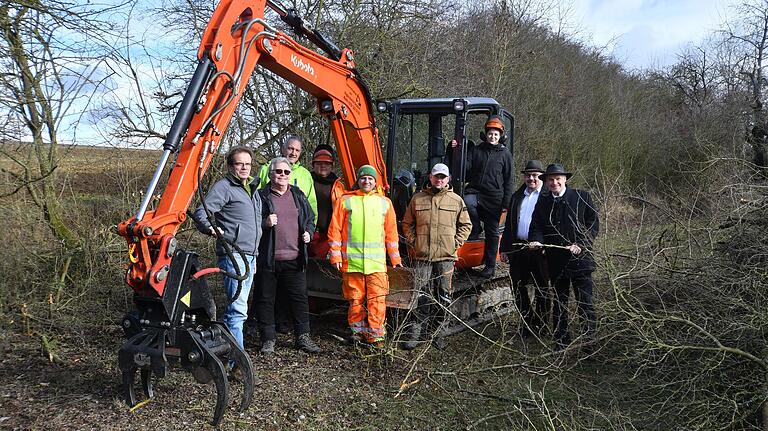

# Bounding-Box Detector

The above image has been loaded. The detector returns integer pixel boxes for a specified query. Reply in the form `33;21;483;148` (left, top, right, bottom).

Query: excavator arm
118;0;385;297
115;0;385;425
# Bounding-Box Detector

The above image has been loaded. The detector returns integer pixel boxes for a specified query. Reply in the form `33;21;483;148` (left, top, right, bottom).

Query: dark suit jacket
529;187;599;278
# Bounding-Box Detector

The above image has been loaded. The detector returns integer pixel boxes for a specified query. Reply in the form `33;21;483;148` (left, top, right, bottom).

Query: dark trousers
508;247;549;332
552;273;596;346
465;194;502;268
253;259;310;341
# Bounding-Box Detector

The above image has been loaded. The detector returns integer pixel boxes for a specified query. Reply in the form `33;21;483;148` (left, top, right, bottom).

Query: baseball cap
430;163;450;176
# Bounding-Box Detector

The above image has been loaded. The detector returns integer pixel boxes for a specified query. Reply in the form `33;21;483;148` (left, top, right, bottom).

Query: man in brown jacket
401;163;472;349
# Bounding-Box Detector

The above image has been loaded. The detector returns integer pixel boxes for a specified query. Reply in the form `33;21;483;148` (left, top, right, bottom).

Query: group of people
190;135;400;354
190;115;600;355
407;116;600;351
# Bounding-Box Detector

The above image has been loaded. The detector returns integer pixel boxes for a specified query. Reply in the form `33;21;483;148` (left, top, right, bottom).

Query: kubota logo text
291;55;315;77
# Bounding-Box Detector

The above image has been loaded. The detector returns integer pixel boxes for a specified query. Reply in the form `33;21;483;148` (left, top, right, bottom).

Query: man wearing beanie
327;165;402;347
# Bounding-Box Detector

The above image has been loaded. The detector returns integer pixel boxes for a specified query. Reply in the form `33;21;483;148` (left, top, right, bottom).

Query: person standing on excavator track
191;146;262;350
453;115;514;278
327;165;402;347
401;163;472;350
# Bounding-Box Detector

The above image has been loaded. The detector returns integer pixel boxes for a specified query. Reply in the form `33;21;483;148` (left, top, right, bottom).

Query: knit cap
356;165;377;179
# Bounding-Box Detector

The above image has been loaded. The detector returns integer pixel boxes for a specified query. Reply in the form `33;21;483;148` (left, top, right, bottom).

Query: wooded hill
2;0;768;429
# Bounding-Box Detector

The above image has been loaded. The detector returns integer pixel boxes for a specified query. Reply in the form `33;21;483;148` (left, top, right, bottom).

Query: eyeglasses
273;169;291;175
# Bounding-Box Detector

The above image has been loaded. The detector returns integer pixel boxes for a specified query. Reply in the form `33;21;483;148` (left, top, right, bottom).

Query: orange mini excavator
116;0;517;425
115;0;385;424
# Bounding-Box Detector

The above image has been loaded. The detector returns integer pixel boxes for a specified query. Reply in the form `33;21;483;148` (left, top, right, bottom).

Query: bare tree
0;1;115;248
723;0;768;169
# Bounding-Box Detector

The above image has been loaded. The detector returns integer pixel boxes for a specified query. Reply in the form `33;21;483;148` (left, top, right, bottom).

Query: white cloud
564;0;734;70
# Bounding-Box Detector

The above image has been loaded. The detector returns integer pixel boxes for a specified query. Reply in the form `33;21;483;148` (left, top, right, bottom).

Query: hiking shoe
402;323;422;351
260;339;276;355
295;333;321;354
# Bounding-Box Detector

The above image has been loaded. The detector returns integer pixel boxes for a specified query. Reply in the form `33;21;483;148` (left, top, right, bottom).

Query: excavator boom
116;1;385;425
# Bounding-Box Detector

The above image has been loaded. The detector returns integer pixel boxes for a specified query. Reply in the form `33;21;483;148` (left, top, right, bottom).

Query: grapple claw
202;348;229;426
140;369;153;399
122;368;138;407
215;322;256;411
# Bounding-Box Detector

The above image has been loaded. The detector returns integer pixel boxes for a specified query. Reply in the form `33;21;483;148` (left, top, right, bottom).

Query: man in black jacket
529;164;599;351
500;160;549;338
251;157;320;354
460;116;514;278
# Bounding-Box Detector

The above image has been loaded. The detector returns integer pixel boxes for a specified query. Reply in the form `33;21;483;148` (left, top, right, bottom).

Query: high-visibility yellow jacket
327;189;401;274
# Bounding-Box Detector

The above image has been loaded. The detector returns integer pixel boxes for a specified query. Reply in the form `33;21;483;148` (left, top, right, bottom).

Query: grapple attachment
118;249;255;425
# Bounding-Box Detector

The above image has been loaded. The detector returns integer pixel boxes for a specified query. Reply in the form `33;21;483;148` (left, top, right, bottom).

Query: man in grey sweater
191;146;262;349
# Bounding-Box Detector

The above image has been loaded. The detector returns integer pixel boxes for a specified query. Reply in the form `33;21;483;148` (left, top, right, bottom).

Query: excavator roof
383;97;503;114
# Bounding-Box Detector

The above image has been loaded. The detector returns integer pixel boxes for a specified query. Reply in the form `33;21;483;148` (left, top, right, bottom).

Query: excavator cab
377;97;515;268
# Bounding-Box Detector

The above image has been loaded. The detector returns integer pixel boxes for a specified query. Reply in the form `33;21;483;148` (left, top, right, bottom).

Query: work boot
295;333;321;354
370;339;385;350
260;339;276;355
478;265;495;279
347;332;366;345
432;335;448;350
402;322;423;351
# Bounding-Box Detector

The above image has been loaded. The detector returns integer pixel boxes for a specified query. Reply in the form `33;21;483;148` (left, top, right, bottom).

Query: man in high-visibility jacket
327;165;402;346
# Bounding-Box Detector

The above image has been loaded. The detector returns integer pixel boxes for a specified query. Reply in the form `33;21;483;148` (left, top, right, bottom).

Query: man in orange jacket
327;165;402;346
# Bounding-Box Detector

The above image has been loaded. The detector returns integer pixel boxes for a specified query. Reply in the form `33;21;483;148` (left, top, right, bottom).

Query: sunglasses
273;168;291;175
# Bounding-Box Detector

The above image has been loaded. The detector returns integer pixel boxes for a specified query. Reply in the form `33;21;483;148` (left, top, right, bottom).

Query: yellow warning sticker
180;291;191;307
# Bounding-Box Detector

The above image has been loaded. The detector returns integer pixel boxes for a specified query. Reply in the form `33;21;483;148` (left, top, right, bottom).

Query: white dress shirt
517;185;542;240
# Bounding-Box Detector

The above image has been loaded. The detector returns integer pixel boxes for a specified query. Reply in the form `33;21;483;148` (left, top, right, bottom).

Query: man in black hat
500;160;550;338
529;164;599;351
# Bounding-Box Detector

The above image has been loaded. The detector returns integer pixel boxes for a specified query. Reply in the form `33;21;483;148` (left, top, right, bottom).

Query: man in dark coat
500;160;549;338
459;115;514;278
529;164;599;351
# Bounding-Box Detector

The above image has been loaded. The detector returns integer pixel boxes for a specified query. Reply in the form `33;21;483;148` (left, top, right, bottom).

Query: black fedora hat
520;160;545;174
539;163;572;179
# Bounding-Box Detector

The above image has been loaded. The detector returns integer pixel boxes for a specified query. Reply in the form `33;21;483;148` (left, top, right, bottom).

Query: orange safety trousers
342;272;389;342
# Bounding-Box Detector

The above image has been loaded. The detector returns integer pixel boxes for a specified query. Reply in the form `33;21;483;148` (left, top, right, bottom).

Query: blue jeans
217;253;256;349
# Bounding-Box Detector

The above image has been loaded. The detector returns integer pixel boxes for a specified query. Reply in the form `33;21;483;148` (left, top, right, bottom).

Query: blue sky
565;0;736;70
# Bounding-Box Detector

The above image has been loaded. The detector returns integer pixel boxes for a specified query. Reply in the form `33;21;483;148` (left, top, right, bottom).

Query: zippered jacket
257;184;315;271
465;141;515;209
257;161;317;224
191;174;263;257
327;189;401;274
402;185;472;262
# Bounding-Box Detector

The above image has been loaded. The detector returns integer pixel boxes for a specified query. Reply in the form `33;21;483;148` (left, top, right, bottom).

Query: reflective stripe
347;241;385;248
329;250;342;256
329;241;343;247
342;252;387;259
385;241;398;249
